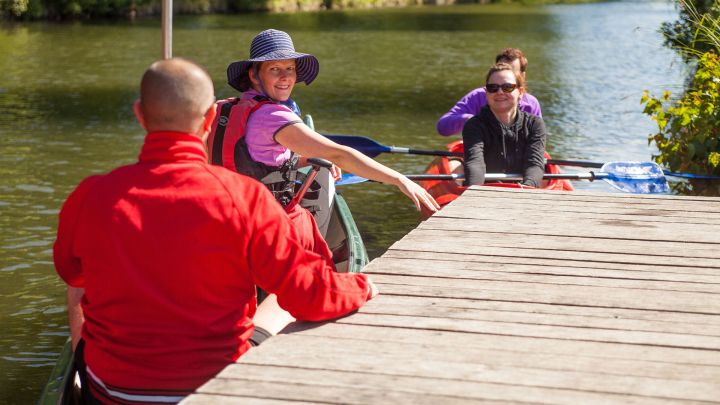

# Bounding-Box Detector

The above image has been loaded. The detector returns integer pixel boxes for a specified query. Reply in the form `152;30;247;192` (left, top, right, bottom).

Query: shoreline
1;0;603;21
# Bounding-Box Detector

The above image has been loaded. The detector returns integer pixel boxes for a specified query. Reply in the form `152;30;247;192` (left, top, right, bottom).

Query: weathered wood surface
182;187;720;404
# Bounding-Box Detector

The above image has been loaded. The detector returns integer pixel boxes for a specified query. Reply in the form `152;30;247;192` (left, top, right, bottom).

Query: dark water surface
0;1;683;402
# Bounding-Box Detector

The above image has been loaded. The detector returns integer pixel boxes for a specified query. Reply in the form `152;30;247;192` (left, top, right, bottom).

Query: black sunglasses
486;83;518;93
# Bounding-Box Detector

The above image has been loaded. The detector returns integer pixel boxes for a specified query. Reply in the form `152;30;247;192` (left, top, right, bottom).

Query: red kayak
421;140;574;207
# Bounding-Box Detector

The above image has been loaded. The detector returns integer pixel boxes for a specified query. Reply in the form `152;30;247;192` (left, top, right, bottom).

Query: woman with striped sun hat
209;29;440;258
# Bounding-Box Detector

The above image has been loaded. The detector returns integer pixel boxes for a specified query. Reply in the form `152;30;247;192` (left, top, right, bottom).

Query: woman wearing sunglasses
436;48;541;137
462;62;546;187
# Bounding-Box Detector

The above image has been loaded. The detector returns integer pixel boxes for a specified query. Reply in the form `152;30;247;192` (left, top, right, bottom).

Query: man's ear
133;100;147;130
198;103;217;142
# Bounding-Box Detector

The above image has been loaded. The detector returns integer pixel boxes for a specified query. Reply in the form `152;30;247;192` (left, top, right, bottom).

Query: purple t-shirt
243;90;303;166
436;88;542;136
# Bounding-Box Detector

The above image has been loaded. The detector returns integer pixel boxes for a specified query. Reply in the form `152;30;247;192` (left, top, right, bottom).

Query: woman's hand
330;164;342;182
397;176;441;214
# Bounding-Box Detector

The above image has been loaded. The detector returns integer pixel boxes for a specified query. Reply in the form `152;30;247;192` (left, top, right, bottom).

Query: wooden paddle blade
600;161;669;194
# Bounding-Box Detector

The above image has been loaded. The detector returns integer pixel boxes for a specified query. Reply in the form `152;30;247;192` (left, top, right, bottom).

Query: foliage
0;0;604;19
642;52;720;195
0;0;43;17
662;0;720;60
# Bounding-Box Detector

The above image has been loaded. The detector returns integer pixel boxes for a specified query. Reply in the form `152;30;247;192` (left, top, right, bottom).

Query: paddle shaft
325;134;608;166
389;148;607;170
388;146;461;157
405;172;608;181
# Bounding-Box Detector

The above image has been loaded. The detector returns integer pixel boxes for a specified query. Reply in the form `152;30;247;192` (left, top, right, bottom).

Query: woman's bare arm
276;123;439;213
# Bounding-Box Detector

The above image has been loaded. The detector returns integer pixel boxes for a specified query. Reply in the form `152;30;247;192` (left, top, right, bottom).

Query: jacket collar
138;131;208;164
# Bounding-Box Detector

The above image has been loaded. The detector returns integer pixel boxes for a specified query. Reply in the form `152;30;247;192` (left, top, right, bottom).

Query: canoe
421;140;575;206
37;191;368;405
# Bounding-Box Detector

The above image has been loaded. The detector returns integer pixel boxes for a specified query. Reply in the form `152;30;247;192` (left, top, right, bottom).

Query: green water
0;1;684;402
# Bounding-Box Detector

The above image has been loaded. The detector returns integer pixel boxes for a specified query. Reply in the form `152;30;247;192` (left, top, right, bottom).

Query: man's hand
367;279;379;300
253;294;296;336
67;287;85;352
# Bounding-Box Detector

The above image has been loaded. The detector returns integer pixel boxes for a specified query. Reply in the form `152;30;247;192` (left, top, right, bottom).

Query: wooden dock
182;186;720;404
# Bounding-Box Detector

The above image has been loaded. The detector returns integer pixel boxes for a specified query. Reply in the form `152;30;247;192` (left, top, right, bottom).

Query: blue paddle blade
600;161;669;194
337;173;369;186
323;134;390;158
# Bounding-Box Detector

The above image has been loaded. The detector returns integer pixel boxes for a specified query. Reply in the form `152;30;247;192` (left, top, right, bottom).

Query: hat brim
227;52;319;92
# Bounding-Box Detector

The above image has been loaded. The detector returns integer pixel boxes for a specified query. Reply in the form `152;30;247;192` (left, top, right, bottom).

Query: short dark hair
495;48;528;73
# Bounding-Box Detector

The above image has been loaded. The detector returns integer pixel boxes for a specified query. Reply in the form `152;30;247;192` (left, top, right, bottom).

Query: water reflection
0;1;683;403
541;1;685;163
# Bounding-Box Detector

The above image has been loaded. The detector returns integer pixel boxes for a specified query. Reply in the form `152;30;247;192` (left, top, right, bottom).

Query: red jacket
53;131;370;393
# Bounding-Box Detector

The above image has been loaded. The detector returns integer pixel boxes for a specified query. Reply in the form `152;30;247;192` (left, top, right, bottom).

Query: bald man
54;58;376;404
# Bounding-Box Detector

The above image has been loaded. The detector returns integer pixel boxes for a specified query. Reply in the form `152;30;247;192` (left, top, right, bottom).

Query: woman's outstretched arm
276;123;440;213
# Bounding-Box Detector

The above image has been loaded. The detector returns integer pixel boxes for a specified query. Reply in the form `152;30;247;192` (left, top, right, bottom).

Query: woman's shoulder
518;110;546;135
463;107;493;134
253;102;300;123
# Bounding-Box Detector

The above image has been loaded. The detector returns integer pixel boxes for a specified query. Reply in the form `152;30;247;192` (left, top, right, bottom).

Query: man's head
495;48;528;79
134;58;216;137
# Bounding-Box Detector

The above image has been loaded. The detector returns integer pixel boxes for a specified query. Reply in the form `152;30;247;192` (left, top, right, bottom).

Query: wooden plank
445;195;720;220
333;311;720;351
403;228;720;259
211;362;713;404
225;337;720;395
237;335;720;383
182;395;316;404
421;216;720;246
382;250;720;278
389;235;720;268
363;257;720;294
360;295;720;336
197;376;546;405
287;323;720;366
438;200;720;224
364;294;720;329
463;186;720;205
371;274;720;315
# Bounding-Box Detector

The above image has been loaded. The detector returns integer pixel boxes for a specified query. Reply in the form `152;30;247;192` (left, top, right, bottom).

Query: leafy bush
662;0;720;59
642;52;720;195
1;0;29;16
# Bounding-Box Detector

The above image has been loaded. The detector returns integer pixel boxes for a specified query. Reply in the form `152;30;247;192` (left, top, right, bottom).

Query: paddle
324;134;720;180
337;161;670;194
286;157;333;210
324;134;461;158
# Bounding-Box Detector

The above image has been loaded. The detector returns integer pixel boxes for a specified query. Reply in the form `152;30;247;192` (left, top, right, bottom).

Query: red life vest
207;96;299;207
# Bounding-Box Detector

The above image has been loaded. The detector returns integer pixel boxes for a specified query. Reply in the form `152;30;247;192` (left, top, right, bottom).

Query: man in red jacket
53;58;377;404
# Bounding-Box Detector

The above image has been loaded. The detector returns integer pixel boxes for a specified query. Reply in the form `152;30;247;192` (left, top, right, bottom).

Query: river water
0;1;684;402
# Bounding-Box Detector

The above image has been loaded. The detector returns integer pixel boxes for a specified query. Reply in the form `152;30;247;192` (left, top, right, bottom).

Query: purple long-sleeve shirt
436;88;542;136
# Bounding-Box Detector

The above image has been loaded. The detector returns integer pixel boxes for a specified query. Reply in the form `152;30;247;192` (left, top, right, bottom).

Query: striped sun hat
227;29;320;92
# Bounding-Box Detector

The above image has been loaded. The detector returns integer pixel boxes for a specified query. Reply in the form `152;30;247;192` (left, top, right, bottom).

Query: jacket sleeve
436;89;483;136
462;116;487;186
522;93;543;118
243;185;369;321
53;176;101;288
522;116;547;188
